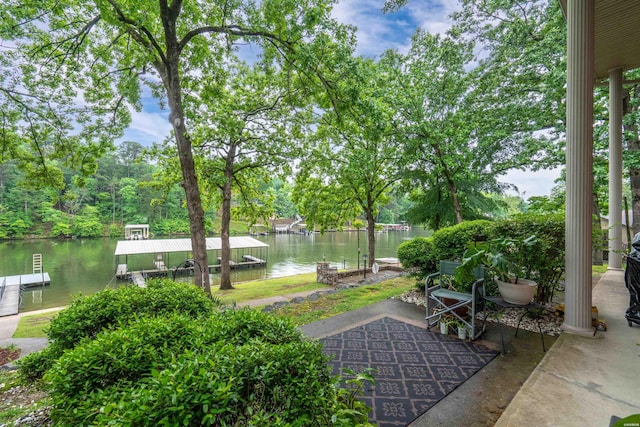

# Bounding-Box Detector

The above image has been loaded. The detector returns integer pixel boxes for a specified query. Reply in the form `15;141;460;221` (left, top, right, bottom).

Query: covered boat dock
114;236;269;280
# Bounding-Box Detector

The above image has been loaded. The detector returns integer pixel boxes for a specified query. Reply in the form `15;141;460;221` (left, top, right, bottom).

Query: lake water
0;229;430;313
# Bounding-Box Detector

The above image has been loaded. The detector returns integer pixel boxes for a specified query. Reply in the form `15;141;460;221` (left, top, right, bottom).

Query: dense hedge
397;215;565;300
489;213;565;303
431;220;493;261
18;279;219;382
396;237;437;281
46;309;338;426
397;220;492;283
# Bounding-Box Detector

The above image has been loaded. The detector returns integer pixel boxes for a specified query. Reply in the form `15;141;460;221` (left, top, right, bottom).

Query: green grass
13;310;63;338
592;263;609;275
271;276;418;326
212;272;328;304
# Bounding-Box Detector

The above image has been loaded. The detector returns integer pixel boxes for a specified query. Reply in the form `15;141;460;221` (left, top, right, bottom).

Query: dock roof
114;236;268;256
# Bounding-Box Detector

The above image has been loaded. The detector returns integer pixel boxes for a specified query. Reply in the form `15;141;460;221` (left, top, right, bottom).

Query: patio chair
425;260;486;340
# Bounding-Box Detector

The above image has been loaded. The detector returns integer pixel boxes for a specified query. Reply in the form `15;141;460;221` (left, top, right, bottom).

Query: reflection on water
0;229;429;313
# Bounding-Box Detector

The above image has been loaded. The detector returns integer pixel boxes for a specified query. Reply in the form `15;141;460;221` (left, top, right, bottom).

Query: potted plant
455;235;538;305
455;320;468;340
438;313;455;335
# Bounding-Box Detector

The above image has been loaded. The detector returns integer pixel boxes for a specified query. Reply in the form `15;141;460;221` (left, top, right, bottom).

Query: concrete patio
496;268;640;426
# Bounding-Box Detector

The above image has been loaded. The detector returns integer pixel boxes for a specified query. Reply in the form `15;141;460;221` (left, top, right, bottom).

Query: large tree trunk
219;179;233;290
219;154;234;290
433;143;463;224
449;183;463;224
624;85;640;235
365;207;376;269
592;192;603;265
161;10;211;296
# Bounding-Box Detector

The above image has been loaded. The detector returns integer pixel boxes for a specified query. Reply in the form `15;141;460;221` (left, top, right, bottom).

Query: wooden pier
0;273;51;317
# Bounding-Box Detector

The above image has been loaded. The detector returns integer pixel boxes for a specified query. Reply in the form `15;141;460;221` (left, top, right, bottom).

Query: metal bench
425;260;486;340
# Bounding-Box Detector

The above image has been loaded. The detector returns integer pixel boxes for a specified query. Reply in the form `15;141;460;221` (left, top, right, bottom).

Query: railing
0;277;6;304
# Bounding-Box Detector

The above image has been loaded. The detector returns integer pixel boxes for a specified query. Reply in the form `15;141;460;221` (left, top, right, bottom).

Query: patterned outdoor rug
320;316;498;426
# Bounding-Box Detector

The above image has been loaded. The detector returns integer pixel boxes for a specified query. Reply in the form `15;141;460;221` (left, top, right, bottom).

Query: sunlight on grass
212;272;328;304
271;276;418;326
13;310;62;339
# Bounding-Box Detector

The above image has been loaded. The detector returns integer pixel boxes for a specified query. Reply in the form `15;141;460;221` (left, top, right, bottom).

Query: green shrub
489;213;565;303
431;220;493;261
397;237;437;289
46;314;201;400
94;342;336;426
16;345;55;383
47;309;339;426
397;237;436;273
46;279;217;350
18;279;218;382
397;220;493;285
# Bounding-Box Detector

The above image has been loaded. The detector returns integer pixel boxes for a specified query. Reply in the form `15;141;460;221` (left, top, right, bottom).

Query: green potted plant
455;235;538;305
437;312;456;335
454;319;468;340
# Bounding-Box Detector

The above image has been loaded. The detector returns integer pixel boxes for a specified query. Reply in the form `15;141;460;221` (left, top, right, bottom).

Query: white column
609;67;623;270
562;0;595;336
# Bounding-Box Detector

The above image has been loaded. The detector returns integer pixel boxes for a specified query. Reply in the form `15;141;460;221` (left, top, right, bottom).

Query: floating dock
0;273;50;317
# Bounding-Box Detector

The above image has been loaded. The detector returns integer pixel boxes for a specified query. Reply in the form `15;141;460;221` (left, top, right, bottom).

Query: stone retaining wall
316;261;403;285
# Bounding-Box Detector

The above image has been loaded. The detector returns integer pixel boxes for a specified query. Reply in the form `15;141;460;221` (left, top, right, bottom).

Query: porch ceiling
559;0;640;80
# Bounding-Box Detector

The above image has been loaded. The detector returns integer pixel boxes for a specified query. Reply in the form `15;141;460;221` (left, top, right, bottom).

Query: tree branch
106;0;169;67
178;24;293;54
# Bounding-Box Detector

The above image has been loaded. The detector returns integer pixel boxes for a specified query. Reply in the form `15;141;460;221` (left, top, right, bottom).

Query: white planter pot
457;326;467;340
439;322;449;335
496;278;538;305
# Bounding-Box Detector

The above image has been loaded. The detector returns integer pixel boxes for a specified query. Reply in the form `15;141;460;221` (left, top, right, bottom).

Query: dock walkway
131;272;146;288
0;273;50;317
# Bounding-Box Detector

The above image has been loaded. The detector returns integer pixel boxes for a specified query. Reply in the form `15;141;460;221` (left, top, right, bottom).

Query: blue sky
122;0;559;198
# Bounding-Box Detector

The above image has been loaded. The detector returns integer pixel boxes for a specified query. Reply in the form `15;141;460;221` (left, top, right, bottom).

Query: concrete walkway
496;269;640;426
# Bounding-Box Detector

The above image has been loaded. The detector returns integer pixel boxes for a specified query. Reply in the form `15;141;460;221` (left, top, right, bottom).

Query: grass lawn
271;276;417;326
13;309;64;338
212;272;328;304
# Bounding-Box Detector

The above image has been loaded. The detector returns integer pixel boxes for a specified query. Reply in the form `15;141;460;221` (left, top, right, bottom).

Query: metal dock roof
114;236;269;256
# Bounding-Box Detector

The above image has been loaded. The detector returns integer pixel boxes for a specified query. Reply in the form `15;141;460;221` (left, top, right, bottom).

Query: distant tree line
0;140;414;239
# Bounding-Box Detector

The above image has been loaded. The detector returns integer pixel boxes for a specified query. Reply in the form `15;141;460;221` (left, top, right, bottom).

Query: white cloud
121;109;171;146
331;0;459;57
502;167;562;198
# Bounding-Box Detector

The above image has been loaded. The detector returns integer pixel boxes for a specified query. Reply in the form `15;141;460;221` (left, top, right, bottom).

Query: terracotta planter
496;278;537;305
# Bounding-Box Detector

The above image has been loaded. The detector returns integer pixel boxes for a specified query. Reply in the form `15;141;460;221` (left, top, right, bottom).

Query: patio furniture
425;260;486;340
482;296;548;353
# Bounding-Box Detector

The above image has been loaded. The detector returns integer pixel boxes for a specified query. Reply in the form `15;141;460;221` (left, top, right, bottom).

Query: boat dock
114;236;269;281
0;273;51;317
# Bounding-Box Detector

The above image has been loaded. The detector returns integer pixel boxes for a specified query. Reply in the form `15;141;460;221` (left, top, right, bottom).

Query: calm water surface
0;229;430;313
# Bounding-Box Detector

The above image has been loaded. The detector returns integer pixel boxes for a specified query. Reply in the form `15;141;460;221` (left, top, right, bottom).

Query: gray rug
320;316;498;426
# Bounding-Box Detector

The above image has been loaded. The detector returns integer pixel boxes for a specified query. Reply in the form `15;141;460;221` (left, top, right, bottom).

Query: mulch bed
0;347;21;366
